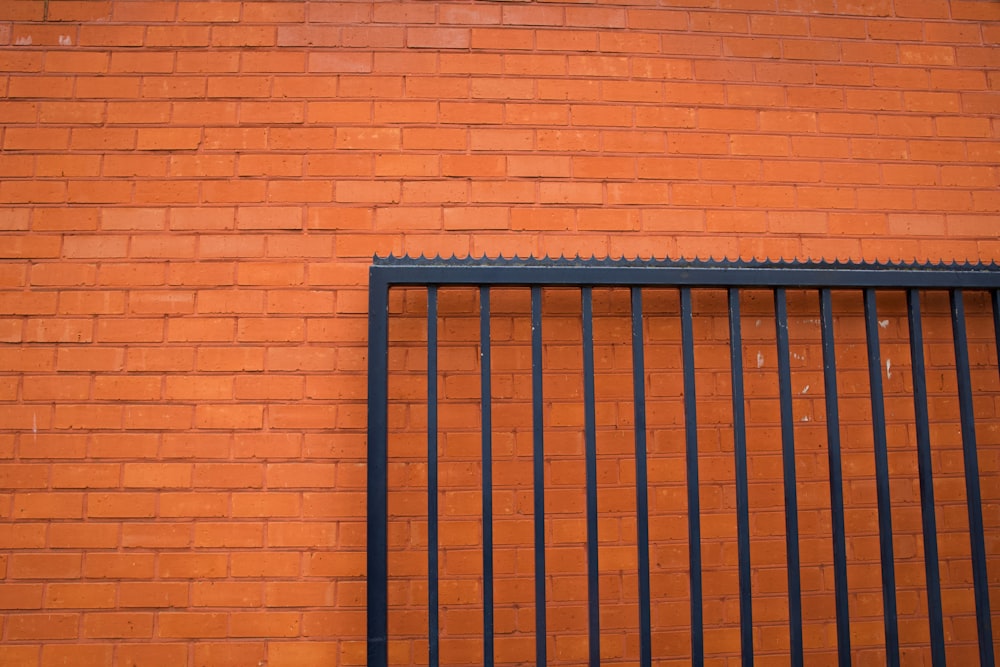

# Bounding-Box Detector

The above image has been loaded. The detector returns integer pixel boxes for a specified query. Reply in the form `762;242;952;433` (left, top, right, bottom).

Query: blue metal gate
367;256;999;666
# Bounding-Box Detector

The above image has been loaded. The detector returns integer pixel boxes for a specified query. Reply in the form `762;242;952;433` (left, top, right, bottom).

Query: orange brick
83;612;154;638
230;611;300;637
49;523;118;549
233;433;302;458
0;583;44;609
42;644;114;666
193;463;263;489
83;553;155;579
157;612;228;639
193;643;267;667
13;492;84;519
7;613;79;640
116;644;187;667
192;581;263;607
51;464;118;490
236;206;303;230
194;404;265;429
158;433;230;460
158;553;228;579
0;646;38;667
87;492;157;519
119;582;188;608
145;24;208;46
9;553;82;579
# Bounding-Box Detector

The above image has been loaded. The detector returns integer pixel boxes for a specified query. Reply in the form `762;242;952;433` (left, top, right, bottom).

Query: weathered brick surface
0;0;998;664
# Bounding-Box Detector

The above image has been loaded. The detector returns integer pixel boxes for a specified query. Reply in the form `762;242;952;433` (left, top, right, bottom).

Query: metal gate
367;256;999;666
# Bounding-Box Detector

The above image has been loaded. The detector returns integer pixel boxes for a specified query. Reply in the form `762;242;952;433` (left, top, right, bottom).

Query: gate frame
367;255;1000;667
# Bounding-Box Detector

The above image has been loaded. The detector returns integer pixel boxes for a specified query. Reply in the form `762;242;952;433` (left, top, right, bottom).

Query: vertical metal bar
480;287;494;667
680;288;704;664
630;287;652;667
582;287;601;667
531;286;547;667
367;271;390;667
818;289;851;666
993;289;1000;381
773;289;803;665
863;288;900;667
728;288;753;667
427;286;440;667
906;289;946;666
949;289;995;667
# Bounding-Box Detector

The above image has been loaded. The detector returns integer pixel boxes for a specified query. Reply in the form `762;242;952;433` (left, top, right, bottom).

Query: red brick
231;491;301;518
45;582;115;609
51;463;119;489
15;434;84;460
13;492;84;519
233;433;302;458
264;581;334;607
23;316;94;342
305;155;374;178
117;644;188;667
160;433;231;459
157;612;227;639
7;613;79;639
122;462;192;488
0;647;38;667
159;492;229;518
268;642;339;666
230;611;300;637
158;553;228;579
42;644;113;666
83;553;155;579
87;492;157;519
177;1;240;22
212;25;276;47
147;25;209;46
122;405;193;430
236;317;305;341
49;523;118;549
236;206;303;230
193;643;267;667
9;553;82;579
163;375;233;401
375;153;440;177
240;154;305;177
303;491;363;518
195;271;268;300
126;347;196;372
193;463;263;489
119;581;188;607
0;583;44;609
334;22;407;47
192;580;263;607
195;404;265;429
83;612;154;638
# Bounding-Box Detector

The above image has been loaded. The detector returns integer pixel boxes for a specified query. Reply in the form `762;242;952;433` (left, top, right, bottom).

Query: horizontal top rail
371;255;1000;289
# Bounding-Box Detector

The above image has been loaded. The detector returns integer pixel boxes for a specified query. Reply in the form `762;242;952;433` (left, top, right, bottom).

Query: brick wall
0;0;998;665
